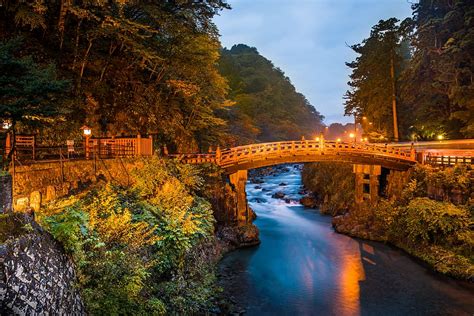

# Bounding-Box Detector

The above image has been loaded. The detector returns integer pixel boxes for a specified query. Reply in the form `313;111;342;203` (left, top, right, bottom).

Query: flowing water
219;165;474;316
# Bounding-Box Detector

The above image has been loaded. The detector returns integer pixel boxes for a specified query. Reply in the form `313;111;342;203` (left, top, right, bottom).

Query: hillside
218;44;324;145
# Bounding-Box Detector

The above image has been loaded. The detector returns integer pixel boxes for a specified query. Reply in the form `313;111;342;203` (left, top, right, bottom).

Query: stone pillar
353;164;381;205
0;174;13;213
229;169;249;224
354;172;364;204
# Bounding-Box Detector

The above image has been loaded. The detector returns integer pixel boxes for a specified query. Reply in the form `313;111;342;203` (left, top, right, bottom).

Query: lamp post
81;125;92;159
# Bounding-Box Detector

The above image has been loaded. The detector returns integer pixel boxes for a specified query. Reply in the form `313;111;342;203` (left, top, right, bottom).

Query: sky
214;0;413;124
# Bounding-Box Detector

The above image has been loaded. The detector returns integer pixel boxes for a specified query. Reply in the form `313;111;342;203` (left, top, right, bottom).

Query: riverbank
302;162;474;281
0;157;259;315
218;164;474;315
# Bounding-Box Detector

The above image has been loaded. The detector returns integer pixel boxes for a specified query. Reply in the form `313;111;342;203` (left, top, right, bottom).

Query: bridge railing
217;140;415;168
425;154;473;166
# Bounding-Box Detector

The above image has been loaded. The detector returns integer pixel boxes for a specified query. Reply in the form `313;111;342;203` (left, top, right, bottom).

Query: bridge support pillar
353;164;381;205
229;170;249;224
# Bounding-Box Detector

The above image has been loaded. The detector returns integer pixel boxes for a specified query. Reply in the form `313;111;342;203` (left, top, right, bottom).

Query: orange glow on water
336;248;366;315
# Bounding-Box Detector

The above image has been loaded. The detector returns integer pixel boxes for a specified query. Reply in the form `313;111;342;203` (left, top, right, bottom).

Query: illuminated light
336;138;341;142
360;138;363;142
2;121;12;130
437;135;444;140
349;133;355;138
81;125;92;136
364;137;368;142
315;137;320;141
369;122;373;125
362;116;367;120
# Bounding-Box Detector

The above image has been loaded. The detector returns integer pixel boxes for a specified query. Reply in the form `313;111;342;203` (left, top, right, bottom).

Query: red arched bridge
171;139;473;223
172;140;418;172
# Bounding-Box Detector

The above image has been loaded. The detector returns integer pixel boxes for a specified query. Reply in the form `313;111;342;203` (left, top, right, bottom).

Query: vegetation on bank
34;157;222;315
302;163;354;215
302;163;474;280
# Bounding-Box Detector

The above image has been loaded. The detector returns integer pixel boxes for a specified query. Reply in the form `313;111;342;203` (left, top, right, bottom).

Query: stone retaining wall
0;213;85;314
11;158;141;211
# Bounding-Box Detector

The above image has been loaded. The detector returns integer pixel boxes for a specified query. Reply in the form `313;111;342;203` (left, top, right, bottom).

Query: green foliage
344;18;411;140
218;44;324;145
346;0;474;140
0;37;70;127
39;158;218;314
0;0;231;151
302;162;354;215
401;0;474;138
401;198;470;243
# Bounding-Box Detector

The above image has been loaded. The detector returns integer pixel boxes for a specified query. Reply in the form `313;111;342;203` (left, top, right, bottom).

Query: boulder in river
272;191;285;199
300;195;317;208
279;182;287;186
249;197;266;204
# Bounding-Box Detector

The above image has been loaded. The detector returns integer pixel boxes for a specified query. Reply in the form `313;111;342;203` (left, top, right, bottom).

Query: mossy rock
0;213;36;244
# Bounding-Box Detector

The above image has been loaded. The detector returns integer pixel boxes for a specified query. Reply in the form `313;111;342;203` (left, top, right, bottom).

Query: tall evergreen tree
344;18;412;141
400;0;474;139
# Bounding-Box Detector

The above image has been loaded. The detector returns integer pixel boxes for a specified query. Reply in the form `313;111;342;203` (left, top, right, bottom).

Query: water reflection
219;165;474;316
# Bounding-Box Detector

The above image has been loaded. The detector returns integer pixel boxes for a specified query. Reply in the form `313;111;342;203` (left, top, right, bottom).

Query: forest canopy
345;0;474;141
218;44;324;145
0;1;324;152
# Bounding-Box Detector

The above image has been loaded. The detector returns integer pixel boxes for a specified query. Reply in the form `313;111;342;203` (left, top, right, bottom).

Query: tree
0;0;231;152
400;0;474;139
218;44;324;145
0;37;69;164
344;18;412;141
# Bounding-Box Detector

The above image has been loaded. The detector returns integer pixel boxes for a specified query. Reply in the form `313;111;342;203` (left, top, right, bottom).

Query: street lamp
81;125;92;159
2;120;12;130
437;135;444;141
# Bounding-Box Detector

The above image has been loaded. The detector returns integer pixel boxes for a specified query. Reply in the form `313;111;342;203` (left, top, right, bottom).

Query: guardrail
171;140;417;169
425;155;473;166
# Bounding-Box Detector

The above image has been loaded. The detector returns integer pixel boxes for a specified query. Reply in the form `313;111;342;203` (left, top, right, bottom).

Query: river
218;164;474;316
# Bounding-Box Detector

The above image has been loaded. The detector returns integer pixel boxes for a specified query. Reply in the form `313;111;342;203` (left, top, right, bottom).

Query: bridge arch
177;140;416;172
174;140;417;223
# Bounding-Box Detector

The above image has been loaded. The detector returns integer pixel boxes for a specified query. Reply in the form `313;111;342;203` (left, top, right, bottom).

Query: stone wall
11;158;141;211
0;213;85;315
385;169;412;201
0;175;12;213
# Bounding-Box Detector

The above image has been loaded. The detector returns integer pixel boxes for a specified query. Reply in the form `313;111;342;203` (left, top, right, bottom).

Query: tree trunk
390;54;399;142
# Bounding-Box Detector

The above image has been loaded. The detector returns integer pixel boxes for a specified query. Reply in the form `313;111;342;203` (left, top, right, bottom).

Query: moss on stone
0;213;33;244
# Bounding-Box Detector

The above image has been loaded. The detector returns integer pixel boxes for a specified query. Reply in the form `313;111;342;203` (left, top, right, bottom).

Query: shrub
39;157;218;314
402;197;470;244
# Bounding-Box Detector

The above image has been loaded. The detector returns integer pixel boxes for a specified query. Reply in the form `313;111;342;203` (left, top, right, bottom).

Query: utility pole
390;54;399;142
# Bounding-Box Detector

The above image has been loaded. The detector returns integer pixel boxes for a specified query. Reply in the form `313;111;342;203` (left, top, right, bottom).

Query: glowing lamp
315;137;320;141
81;125;92;136
336;138;341;142
349;133;355;138
2;120;12;130
437;135;444;140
